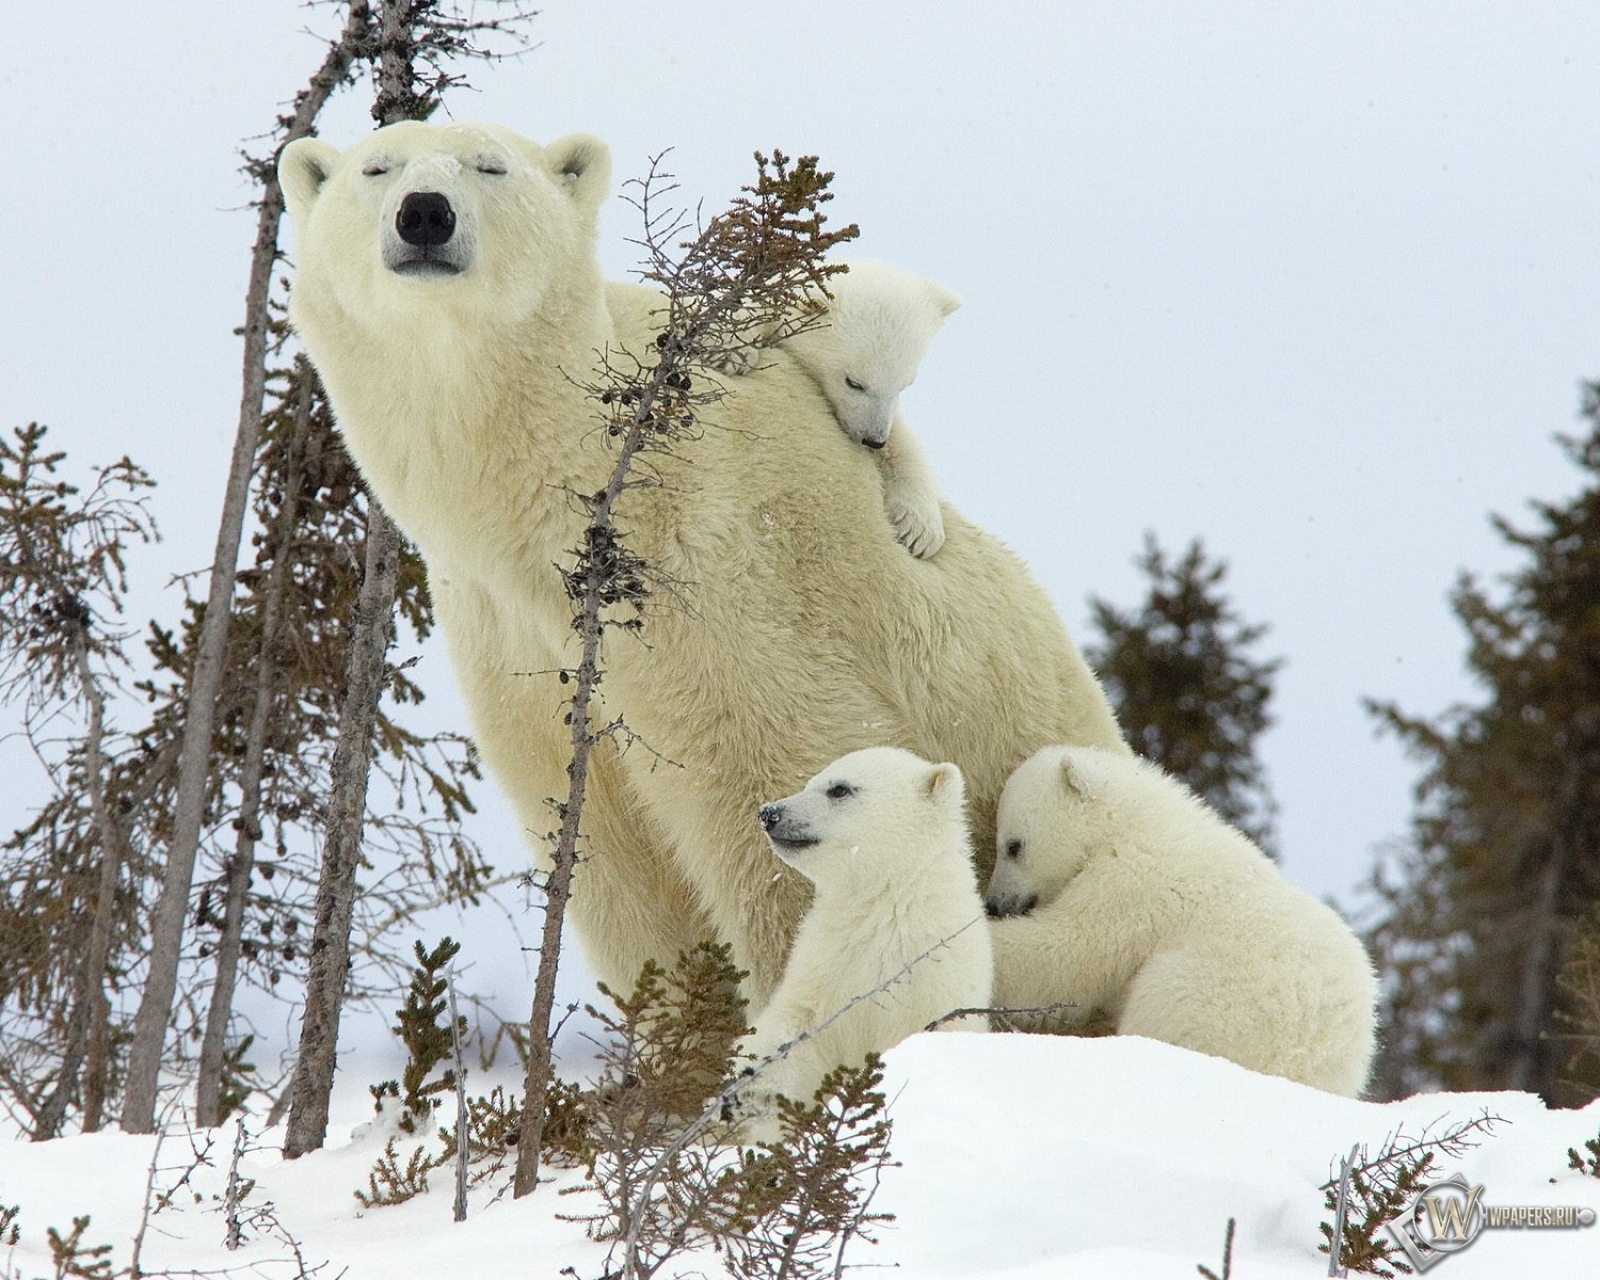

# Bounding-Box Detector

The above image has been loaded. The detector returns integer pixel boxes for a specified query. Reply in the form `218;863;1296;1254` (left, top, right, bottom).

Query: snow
878;1035;1599;1278
3;1034;1597;1279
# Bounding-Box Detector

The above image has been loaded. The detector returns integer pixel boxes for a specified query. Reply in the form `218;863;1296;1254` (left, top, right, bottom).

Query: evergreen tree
0;383;490;1137
1364;385;1600;1105
1085;535;1282;853
0;424;158;1137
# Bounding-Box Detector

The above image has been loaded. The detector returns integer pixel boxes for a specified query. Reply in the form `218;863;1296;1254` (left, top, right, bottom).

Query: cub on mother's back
718;259;960;559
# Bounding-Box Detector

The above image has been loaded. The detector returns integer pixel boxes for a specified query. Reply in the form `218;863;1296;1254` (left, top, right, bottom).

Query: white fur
736;748;991;1135
785;260;960;448
987;746;1378;1096
278;122;1128;1010
726;260;959;559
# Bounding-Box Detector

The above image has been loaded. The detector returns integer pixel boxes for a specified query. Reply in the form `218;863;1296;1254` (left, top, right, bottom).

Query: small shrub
717;1057;896;1280
354;1136;440;1209
1567;1133;1600;1178
566;942;752;1263
1318;1113;1502;1277
46;1215;114;1280
368;937;464;1135
566;944;898;1279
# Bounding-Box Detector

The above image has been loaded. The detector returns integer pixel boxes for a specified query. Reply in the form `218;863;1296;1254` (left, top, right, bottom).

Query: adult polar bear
278;120;1127;1005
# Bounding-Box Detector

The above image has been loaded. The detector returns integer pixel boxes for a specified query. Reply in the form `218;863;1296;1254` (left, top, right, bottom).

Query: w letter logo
1424;1182;1484;1242
1387;1174;1486;1272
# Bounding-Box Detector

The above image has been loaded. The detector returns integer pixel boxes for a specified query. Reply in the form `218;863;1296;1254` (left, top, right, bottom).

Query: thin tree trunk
281;0;424;1161
77;652;121;1133
505;153;853;1195
195;369;317;1128
281;504;401;1158
511;623;595;1197
1508;831;1571;1096
448;972;470;1223
513;408;652;1198
80;976;112;1134
34;641;123;1139
121;3;373;1134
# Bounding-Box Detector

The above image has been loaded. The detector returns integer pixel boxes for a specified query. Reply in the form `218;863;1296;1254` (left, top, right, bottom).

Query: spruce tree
0;424;158;1137
1365;384;1600;1104
1085;534;1282;853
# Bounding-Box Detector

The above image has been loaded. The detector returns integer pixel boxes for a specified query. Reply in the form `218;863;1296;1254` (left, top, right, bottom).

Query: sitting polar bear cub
733;747;991;1133
987;745;1378;1096
723;260;959;559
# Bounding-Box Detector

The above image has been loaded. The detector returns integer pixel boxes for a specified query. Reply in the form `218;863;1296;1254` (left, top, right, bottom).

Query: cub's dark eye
361;162;391;177
476;157;508;175
1005;839;1023;859
844;377;866;393
825;782;854;801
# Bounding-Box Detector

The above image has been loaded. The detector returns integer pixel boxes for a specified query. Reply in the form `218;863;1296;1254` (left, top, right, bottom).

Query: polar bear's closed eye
712;260;959;557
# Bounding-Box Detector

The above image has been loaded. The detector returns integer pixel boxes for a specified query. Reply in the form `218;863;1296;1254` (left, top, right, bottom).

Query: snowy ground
2;1034;1597;1279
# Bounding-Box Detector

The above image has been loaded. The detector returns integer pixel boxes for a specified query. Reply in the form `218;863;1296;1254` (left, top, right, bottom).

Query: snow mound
878;1033;1600;1278
2;1033;1597;1279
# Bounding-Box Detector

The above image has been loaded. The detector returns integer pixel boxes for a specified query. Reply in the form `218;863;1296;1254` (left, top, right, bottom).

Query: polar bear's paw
720;1071;784;1145
886;487;946;559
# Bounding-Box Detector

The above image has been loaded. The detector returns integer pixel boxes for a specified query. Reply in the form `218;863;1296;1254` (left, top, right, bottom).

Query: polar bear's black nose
985;892;1039;920
758;803;782;832
397;192;456;246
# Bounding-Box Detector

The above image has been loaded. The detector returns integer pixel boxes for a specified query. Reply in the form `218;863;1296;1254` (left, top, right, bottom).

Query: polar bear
986;745;1377;1095
277;121;1128;1008
733;748;991;1131
720;260;960;559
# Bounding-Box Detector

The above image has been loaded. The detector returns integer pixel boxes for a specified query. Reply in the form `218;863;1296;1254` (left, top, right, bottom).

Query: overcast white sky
5;2;1600;1041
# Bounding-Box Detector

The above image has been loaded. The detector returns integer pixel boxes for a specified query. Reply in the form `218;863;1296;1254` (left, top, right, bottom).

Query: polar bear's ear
926;762;963;801
545;133;612;220
925;281;962;319
1058;755;1091;797
278;137;340;223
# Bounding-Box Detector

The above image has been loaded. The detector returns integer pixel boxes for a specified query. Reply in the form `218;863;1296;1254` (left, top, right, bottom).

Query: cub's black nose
758;803;782;832
396;191;456;246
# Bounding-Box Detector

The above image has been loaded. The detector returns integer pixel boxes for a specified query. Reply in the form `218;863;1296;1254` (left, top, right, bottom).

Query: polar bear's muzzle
385;190;470;277
758;802;819;856
985;890;1039;919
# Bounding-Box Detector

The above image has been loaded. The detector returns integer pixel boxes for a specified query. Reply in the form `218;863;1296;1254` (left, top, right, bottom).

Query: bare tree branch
512;150;858;1200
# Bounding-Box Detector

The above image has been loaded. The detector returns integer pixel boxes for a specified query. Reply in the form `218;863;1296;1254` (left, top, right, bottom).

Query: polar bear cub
734;747;992;1130
725;260;960;559
986;745;1378;1095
